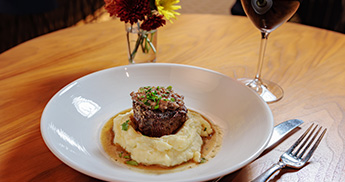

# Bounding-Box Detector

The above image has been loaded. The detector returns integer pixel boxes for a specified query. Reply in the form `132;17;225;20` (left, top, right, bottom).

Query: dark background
0;0;105;53
1;0;344;54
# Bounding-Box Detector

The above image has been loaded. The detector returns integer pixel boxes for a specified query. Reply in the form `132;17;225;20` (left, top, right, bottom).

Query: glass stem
255;31;270;81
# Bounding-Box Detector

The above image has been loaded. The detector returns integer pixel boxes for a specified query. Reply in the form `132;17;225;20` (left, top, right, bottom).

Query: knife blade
212;119;304;182
265;119;304;150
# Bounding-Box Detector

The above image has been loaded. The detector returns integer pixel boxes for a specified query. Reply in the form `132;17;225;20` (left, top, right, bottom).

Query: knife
212;119;304;182
265;119;304;150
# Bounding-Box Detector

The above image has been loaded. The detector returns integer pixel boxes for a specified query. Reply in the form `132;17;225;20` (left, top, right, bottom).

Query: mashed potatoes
112;110;213;167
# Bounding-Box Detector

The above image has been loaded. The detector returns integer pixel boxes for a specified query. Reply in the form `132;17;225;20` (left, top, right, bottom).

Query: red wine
241;0;300;32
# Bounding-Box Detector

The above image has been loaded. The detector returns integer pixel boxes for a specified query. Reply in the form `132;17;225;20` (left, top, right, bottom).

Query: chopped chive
124;155;130;159
204;127;207;131
126;160;139;166
121;120;130;131
137;86;179;109
200;157;207;163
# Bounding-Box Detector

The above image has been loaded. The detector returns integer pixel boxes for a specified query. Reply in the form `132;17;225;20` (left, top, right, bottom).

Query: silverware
266;119;304;149
212;119;304;182
252;123;327;182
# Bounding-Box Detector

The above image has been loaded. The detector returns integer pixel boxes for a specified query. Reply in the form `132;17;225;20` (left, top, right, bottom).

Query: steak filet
130;86;188;137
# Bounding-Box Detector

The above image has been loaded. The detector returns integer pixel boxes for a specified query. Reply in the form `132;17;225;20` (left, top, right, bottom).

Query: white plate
41;63;273;182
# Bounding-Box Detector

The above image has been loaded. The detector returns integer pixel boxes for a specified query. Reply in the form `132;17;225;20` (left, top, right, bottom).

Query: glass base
238;78;283;103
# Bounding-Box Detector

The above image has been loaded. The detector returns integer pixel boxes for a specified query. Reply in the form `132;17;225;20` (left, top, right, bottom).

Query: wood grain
1;14;345;182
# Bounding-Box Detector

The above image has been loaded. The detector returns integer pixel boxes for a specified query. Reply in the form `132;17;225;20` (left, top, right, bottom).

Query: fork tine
297;125;321;158
286;123;314;154
294;124;319;157
302;128;327;162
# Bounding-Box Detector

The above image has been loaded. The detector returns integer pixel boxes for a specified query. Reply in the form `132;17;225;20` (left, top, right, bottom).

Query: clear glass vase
125;23;157;64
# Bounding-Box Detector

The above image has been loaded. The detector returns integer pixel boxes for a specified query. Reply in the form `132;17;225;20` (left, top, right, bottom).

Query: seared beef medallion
130;86;188;137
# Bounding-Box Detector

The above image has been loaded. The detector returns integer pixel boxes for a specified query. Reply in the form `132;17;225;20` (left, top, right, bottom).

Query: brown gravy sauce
100;109;223;174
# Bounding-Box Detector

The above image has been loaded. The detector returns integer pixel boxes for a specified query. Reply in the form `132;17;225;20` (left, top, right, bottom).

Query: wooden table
1;14;345;182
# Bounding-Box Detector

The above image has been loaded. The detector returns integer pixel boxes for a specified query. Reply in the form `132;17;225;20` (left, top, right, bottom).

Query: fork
252;123;327;182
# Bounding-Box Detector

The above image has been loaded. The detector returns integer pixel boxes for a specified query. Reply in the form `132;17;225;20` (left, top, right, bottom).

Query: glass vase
125;23;157;64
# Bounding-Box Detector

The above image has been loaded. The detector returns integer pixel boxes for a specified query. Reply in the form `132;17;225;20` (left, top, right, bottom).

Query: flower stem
142;33;156;53
130;33;142;60
128;23;156;62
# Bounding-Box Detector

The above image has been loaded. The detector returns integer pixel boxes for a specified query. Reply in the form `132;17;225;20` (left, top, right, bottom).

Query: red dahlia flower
141;14;166;31
104;0;117;17
113;0;151;24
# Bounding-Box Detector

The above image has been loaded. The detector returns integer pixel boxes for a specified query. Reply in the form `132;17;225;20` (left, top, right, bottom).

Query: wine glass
238;0;300;103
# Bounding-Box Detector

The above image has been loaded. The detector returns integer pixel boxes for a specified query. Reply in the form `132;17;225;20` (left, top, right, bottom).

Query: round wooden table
1;14;345;182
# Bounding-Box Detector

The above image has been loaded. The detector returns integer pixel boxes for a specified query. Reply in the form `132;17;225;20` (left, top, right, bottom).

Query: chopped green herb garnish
119;152;122;158
200;157;207;163
121;120;130;131
126;160;139;166
204;127;207;131
152;90;157;95
135;86;180;110
144;101;150;106
124;155;130;159
137;86;177;110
